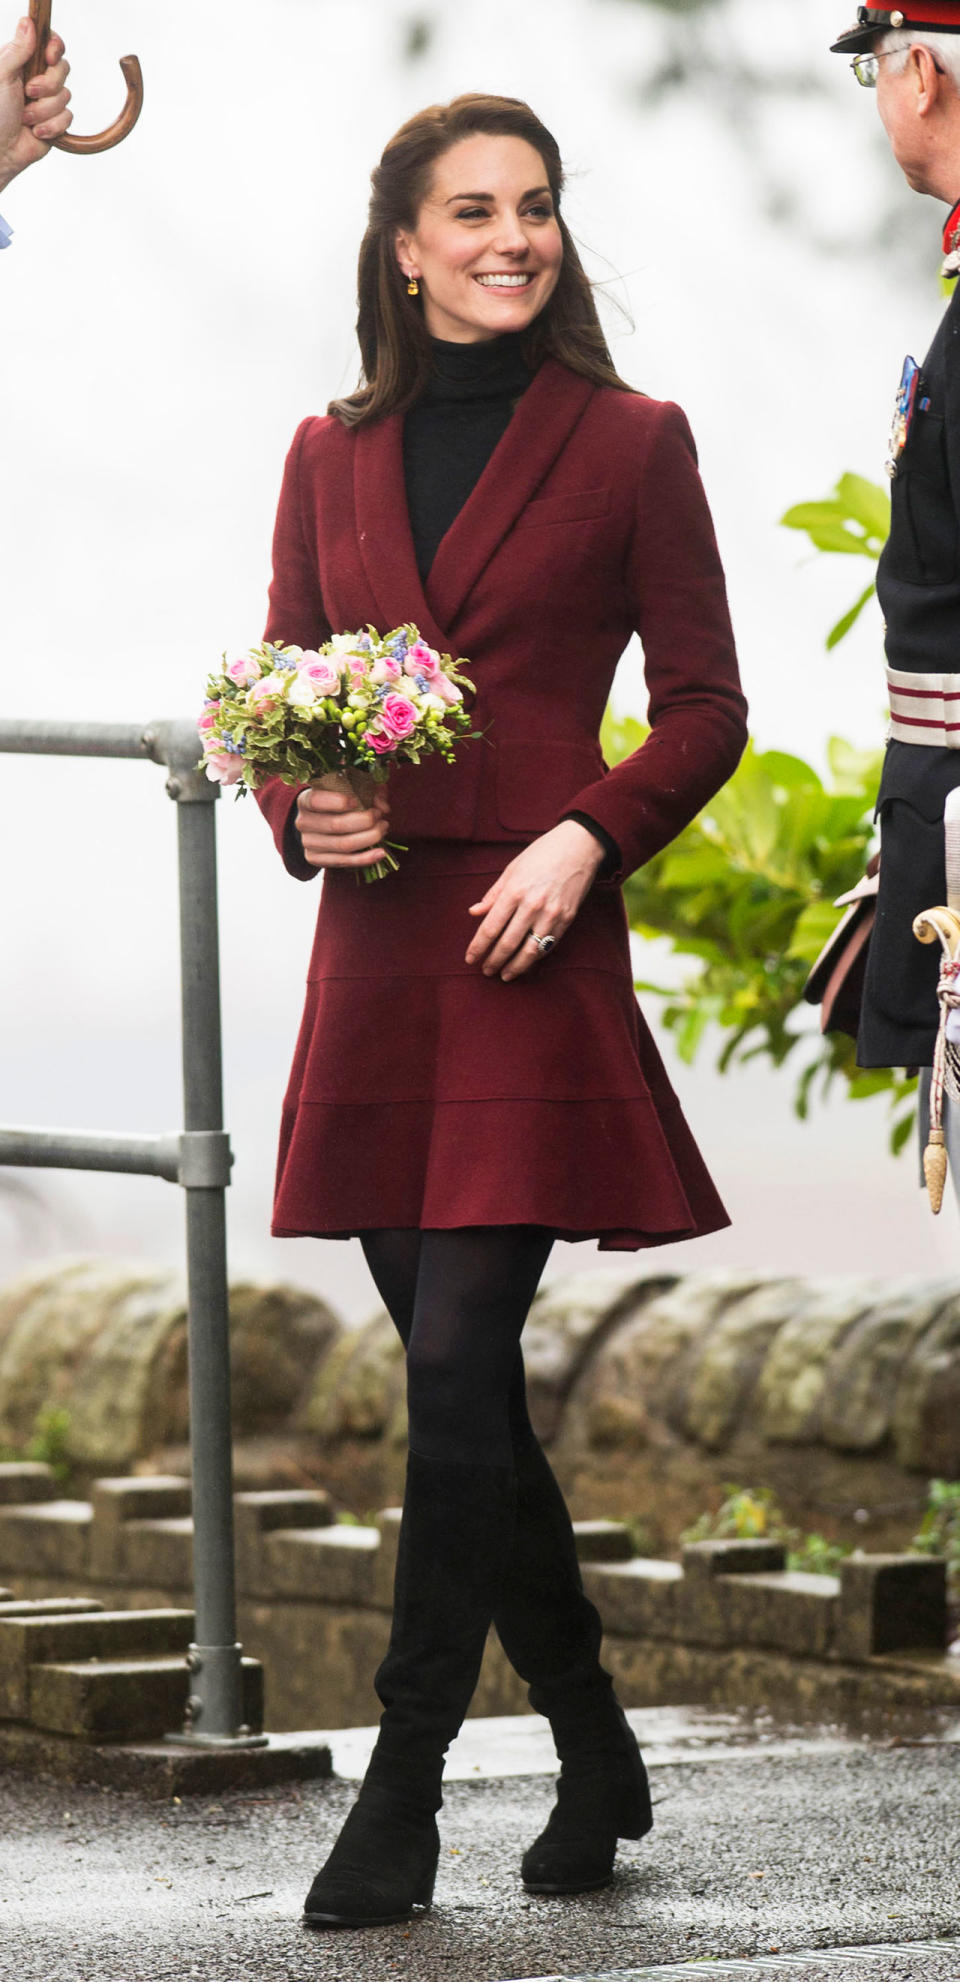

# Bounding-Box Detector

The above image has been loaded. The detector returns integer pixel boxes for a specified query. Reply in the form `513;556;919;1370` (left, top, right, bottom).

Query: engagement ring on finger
530;932;556;955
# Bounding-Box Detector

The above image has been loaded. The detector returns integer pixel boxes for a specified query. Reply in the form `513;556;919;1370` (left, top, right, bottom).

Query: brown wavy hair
328;92;633;428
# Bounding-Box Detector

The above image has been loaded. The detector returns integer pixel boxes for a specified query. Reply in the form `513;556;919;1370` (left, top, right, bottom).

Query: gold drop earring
407;274;420;297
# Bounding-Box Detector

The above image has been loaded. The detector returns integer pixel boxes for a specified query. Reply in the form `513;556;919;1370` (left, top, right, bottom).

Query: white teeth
475;273;533;288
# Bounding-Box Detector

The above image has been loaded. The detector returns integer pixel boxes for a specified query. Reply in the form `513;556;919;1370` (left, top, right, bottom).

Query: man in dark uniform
832;7;960;1188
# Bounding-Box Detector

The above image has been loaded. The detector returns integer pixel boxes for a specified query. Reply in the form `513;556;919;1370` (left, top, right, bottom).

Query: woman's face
395;133;564;344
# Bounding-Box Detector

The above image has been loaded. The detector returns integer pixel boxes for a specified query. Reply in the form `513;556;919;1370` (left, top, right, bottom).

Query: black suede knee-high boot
303;1451;515;1928
493;1432;652;1894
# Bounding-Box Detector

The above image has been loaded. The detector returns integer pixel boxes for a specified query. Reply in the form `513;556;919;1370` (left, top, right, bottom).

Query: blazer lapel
353;412;453;655
426;359;596;631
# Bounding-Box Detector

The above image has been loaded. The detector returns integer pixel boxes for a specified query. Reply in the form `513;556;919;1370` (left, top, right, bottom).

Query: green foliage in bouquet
604;711;915;1153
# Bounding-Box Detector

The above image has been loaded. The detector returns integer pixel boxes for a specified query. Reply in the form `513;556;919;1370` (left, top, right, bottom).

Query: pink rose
379;692;418;740
299;652;341;695
204;750;245;786
364;728;398;755
370;655;402;685
403;640;442;682
432;674;463;706
247;674;282;707
197;706;218;732
226;653;262;687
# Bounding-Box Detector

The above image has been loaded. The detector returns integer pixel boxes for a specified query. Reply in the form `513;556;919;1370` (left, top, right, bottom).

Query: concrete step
0;1499;92;1577
0;1608;194;1718
0;1463;56;1505
28;1653;264;1742
0;1599;104;1620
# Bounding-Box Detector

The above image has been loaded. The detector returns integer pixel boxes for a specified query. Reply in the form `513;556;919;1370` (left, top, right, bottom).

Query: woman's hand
465;820;605;981
295;782;391;870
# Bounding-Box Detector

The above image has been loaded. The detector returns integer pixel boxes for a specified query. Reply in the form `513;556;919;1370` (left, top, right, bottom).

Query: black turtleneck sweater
403;332;534;581
402;333;620;876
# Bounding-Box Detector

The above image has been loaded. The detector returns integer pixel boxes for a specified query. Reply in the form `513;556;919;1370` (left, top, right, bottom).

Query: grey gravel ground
1;1741;959;1982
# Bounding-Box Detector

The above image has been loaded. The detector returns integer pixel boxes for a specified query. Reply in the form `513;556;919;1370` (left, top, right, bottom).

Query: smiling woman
254;86;747;1936
329;91;632;426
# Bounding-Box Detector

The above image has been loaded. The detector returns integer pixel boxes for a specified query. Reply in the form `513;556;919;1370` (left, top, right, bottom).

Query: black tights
360;1227;553;1468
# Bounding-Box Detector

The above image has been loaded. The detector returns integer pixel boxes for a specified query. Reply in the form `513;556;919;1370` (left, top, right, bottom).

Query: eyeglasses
851;48;946;85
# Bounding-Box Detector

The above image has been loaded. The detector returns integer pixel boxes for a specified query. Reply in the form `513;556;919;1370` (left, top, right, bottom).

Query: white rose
287;673;318;708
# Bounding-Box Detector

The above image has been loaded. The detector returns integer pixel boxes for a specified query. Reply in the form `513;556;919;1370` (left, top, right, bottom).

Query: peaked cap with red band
831;3;960;53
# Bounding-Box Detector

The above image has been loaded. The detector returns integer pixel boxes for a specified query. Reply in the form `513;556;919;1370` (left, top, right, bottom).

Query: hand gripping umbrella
913;788;960;1213
25;0;143;154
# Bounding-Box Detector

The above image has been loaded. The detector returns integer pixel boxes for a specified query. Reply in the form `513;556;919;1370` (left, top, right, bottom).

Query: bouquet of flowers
198;624;474;879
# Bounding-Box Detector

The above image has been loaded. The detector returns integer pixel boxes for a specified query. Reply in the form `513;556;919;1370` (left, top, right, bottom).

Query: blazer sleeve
565;402;748;881
256;418;333;881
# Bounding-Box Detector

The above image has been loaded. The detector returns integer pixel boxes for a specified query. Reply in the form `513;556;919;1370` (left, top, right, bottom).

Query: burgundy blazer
258;358;747;880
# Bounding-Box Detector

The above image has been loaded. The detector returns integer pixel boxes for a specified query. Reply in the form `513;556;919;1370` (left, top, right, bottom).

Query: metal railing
0;717;263;1749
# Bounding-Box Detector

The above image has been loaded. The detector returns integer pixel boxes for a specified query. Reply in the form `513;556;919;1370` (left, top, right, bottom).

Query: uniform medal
887;354;920;478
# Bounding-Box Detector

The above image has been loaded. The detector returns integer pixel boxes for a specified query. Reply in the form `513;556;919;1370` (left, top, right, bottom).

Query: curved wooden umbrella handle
27;0;143;155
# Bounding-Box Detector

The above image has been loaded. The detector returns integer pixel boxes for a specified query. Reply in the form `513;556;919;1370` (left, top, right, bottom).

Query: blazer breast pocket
513;488;611;531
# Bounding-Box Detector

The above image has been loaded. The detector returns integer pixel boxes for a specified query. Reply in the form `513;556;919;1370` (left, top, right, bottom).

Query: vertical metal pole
167;754;262;1746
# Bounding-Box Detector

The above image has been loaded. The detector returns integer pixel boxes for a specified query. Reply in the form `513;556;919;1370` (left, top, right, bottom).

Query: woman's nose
490;212;529;256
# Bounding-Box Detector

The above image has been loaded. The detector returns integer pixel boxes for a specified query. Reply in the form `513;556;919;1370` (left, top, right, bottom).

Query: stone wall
1;1262;959;1551
0;1464;956;1733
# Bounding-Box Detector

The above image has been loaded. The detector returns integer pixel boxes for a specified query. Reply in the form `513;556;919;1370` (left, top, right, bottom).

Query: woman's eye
456;207;488;221
524;203;553;220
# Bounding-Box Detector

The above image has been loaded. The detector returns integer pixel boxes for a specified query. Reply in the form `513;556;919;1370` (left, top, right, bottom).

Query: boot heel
614;1781;653;1839
613;1752;654;1838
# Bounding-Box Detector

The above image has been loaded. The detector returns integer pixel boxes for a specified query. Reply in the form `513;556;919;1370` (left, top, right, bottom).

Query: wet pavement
1;1706;959;1982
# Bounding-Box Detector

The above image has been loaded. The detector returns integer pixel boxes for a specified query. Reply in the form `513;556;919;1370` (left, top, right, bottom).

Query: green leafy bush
0;1406;73;1488
680;1483;852;1576
605;463;920;1150
781;471;889;648
912;1479;960;1594
604;711;915;1151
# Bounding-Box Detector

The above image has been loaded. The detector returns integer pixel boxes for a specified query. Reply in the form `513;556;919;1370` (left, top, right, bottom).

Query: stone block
120;1519;194;1589
819;1280;958;1455
262;1523;380;1605
756;1280;880;1442
298;1314;404;1442
892;1293;960;1476
682;1279;807;1451
676;1542;791;1648
836;1554;949;1661
582;1559;682;1639
0;1501;91;1578
90;1476;192;1579
573;1520;635;1563
0;1721;330;1796
373;1507;402;1609
0;1608;194;1719
521;1270;674;1442
0;1599;104;1620
0;1462;57;1505
0;1265;342;1474
234;1489;335;1594
27;1652;263;1742
714;1571;839;1658
681;1540;788;1578
579;1270;767;1451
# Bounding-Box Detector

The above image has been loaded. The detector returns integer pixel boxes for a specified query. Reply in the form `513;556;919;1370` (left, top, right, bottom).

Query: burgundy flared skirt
272;841;729;1251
